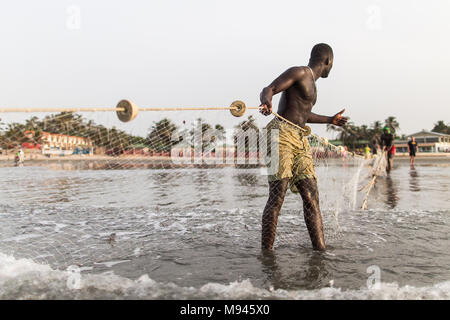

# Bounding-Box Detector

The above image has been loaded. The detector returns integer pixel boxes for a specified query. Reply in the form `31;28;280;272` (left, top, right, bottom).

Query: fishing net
0;108;383;268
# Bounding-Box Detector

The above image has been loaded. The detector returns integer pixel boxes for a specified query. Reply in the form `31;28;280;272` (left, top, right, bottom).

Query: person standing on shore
364;144;371;159
408;136;418;167
14;147;25;166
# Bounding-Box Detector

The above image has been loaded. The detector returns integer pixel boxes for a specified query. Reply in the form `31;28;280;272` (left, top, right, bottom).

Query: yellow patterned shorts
265;118;316;193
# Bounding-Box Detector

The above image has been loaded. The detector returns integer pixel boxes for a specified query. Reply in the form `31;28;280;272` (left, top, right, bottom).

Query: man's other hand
331;109;347;126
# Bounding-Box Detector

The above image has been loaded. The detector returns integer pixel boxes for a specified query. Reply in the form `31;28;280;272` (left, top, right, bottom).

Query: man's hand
259;103;272;116
331;109;347;126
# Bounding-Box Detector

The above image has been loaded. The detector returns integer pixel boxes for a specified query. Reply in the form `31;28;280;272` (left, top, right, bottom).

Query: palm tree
327;120;354;146
188;118;214;152
215;124;225;142
236;115;259;132
234;115;260;152
384;116;400;135
432;120;449;134
359;124;370;141
371;120;383;136
147;118;178;152
0;118;6;152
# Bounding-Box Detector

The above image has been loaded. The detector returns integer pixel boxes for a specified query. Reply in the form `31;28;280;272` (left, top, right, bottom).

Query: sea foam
1;252;450;300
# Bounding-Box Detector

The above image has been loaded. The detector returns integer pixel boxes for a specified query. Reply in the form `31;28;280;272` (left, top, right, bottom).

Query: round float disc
303;125;312;136
230;100;246;117
116;100;139;122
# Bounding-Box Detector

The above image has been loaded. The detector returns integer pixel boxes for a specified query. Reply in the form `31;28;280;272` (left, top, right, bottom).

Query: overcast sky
1;0;449;139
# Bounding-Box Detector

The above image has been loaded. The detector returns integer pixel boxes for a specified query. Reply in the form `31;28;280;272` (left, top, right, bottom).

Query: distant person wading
408;136;418;166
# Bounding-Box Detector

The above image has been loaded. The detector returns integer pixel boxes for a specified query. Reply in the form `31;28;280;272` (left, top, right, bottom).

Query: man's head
383;127;391;134
412;136;415;141
309;43;333;78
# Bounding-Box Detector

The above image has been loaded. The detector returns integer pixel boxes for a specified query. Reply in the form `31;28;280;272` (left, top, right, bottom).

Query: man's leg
261;179;289;250
294;178;326;251
386;152;391;172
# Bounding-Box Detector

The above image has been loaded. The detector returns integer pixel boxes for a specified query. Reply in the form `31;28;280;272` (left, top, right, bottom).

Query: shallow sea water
0;157;449;299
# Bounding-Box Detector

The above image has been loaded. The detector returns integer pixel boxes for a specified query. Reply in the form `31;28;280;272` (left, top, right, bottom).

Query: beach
0;157;449;299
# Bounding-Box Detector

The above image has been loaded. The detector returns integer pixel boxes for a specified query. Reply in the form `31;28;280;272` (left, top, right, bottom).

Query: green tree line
0;113;235;154
431;120;450;134
1;113;448;153
326;116;402;150
0;112;146;153
327;117;449;150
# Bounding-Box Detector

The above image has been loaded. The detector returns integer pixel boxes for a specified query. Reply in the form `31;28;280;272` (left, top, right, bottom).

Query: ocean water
0;157;449;299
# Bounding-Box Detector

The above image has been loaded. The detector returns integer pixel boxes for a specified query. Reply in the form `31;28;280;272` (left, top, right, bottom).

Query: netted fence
0;105;385;262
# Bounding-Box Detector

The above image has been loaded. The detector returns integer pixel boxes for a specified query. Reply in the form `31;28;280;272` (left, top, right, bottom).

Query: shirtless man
259;43;347;251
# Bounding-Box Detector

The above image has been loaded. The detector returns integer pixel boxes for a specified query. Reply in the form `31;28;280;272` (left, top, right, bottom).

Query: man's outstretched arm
308;109;348;126
259;67;304;115
307;113;332;124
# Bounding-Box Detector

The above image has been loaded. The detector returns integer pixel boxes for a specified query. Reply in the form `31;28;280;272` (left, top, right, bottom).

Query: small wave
1;252;450;300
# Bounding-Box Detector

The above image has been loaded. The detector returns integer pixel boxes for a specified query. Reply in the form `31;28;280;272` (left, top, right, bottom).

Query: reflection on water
409;167;420;192
258;249;330;290
236;173;258;186
4;160;234;171
384;176;399;209
150;171;180;186
53;178;72;203
361;158;449;211
0;158;449;295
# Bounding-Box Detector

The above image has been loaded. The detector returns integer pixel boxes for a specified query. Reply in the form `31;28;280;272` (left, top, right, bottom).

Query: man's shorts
265;118;316;193
387;146;395;159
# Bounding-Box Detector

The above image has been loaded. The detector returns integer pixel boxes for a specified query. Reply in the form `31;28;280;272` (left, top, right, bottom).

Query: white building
40;132;92;152
395;130;450;153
